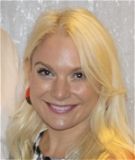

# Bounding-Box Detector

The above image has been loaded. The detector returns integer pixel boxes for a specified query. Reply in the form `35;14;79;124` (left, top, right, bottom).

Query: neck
40;121;90;158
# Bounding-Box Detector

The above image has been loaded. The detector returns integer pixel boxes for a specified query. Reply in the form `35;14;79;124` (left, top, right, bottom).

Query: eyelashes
73;72;86;80
37;68;54;77
37;67;86;80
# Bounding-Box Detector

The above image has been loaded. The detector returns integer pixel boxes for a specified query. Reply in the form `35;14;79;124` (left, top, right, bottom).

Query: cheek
29;72;50;97
72;83;99;104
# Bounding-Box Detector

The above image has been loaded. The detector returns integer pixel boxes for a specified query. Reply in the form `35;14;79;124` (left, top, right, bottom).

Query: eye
73;72;86;80
37;68;53;77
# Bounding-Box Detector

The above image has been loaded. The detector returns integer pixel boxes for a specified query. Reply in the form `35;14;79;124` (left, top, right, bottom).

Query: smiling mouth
46;102;78;114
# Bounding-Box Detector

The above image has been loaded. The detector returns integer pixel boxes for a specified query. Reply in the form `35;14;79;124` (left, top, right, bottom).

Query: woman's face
29;33;99;131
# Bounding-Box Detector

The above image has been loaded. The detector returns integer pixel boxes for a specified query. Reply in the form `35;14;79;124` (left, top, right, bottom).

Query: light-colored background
0;0;134;132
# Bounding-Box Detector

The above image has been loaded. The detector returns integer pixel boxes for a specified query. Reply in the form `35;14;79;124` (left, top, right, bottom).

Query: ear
24;58;32;82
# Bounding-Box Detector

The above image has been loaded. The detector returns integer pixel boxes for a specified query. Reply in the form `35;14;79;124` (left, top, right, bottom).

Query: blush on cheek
73;84;94;99
30;78;53;103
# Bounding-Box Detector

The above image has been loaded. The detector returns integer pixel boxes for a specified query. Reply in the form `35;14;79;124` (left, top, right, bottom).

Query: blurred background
0;0;134;132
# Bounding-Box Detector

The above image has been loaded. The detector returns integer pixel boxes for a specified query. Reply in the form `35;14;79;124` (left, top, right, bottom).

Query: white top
33;130;65;160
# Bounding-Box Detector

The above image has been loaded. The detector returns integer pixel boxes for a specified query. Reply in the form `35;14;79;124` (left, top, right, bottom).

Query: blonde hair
7;8;135;159
0;28;19;158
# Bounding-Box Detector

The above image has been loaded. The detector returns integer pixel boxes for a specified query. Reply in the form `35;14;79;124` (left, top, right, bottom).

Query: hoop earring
26;87;32;105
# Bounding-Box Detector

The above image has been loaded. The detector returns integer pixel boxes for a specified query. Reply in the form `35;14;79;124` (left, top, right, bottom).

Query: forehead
32;33;81;69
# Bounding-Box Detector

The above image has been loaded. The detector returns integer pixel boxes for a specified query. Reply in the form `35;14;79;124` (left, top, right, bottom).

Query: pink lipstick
47;103;77;114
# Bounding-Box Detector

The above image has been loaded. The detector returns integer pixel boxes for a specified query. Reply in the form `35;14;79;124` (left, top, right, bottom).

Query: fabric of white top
33;130;65;160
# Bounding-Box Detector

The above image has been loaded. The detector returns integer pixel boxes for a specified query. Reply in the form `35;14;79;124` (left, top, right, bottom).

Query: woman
0;28;19;159
7;8;134;159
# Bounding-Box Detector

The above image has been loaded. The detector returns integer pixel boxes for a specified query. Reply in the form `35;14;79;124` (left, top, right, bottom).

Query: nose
51;77;70;100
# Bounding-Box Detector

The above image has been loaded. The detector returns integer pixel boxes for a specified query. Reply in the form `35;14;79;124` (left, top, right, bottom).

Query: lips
47;102;77;114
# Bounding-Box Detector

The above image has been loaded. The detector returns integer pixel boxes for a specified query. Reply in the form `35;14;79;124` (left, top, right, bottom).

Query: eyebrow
34;61;54;71
34;61;83;72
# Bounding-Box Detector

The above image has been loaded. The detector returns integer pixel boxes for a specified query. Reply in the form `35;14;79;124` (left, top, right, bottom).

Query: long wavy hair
7;8;134;159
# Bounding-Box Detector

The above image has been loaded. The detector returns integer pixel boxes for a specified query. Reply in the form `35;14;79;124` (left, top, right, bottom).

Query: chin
45;120;74;131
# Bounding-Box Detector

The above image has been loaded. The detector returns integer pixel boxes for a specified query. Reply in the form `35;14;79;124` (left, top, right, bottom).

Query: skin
28;32;99;158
